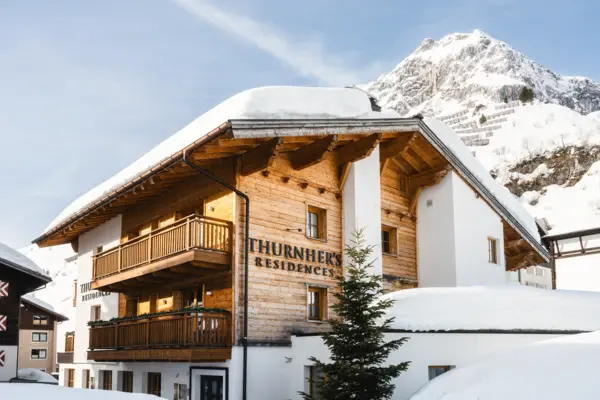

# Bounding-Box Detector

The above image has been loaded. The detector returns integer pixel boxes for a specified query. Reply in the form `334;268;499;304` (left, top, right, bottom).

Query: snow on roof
0;383;165;399
423;117;542;244
22;294;68;321
382;286;600;332
43;86;375;236
0;241;49;280
410;331;600;400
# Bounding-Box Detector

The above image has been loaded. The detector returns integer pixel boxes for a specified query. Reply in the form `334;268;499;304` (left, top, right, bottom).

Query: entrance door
200;375;224;400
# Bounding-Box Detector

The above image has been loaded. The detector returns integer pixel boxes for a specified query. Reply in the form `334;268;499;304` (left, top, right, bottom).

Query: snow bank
424;117;541;244
0;241;49;279
588;110;600;121
44;86;375;235
0;383;164;399
410;331;600;400
17;368;58;384
381;286;600;332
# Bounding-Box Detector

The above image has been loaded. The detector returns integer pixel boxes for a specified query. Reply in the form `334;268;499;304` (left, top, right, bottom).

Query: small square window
31;349;47;360
487;238;498;264
307;286;327;321
32;332;48;342
33;315;48;326
306;206;327;240
428;365;454;380
381;225;398;255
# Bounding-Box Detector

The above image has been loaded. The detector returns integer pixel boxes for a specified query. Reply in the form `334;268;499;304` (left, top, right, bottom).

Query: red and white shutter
0;281;8;297
0;315;6;332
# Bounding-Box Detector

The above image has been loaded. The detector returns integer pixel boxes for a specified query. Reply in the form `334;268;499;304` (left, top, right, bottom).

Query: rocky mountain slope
362;30;600;117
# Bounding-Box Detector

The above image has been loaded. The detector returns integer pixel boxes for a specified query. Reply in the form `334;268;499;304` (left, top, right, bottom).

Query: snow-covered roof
22;294;69;321
382;286;600;332
38;86;545;257
0;241;50;281
410;331;600;400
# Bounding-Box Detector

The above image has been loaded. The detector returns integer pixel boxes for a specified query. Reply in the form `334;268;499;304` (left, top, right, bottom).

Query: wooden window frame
33;315;49;326
32;332;48;342
91;305;102;322
102;370;113;390
307;286;328;322
82;369;90;389
381;225;398;256
487;237;498;264
66;368;75;388
147;372;162;396
306;205;327;241
120;371;134;393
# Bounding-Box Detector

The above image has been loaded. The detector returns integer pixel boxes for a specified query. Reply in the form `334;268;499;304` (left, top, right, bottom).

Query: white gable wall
74;216;121;363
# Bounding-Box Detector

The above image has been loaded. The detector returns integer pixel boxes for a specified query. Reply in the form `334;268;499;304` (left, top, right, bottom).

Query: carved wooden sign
249;238;342;278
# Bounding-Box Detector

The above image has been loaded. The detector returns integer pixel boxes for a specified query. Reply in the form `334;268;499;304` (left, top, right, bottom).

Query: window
31;349;47;359
119;371;133;393
306;205;326;240
536;267;545;277
82;369;90;389
32;332;48;342
101;370;113;390
307;286;327;321
381;225;398;255
174;383;188;400
147;373;161;396
304;366;324;398
66;369;75;388
91;305;102;321
487;238;498;264
33;315;49;325
428;365;454;380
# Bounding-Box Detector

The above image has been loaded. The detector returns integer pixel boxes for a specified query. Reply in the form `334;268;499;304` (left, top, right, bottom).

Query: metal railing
88;311;231;350
93;214;231;280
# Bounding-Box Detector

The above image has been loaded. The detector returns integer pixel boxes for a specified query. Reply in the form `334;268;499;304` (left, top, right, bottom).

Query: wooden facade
34;124;548;352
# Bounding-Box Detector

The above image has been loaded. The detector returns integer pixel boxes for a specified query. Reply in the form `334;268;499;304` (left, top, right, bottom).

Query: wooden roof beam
289;135;338;170
241;138;283;176
379;134;414;162
335;133;381;166
506;251;539;271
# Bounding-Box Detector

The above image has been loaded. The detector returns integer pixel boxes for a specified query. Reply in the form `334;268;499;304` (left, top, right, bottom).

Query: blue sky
1;0;598;249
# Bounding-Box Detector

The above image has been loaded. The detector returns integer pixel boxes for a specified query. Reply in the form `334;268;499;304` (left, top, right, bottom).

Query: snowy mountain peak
363;30;600;117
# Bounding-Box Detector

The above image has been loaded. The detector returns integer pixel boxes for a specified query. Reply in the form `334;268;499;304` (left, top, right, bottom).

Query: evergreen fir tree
301;231;410;400
519;87;534;103
479;114;487;124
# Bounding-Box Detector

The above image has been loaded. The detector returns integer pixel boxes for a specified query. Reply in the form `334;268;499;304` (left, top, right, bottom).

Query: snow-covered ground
0;384;164;399
410;331;600;400
381;286;600;332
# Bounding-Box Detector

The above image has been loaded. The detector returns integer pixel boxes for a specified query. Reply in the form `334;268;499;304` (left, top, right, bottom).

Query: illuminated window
488;238;498;264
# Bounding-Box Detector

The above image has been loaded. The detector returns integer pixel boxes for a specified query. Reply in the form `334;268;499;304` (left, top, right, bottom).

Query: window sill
306;319;328;324
383;252;398;258
306;236;328;243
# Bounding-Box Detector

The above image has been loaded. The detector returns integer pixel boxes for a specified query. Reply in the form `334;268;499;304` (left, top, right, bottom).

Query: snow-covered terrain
0;384;164;399
18;368;58;384
410;331;600;400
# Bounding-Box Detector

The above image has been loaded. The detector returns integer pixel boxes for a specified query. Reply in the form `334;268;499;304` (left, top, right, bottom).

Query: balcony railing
57;352;74;364
93;214;231;280
88;310;231;350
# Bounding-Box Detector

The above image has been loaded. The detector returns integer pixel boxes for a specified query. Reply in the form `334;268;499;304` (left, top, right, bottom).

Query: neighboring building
519;265;552;289
0;242;51;382
291;286;600;399
32;87;550;399
19;294;68;374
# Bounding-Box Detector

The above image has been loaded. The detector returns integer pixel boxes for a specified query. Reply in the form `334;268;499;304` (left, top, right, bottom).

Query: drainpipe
182;151;250;400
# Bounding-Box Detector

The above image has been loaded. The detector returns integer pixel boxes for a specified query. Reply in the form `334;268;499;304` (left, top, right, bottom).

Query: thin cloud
172;0;374;86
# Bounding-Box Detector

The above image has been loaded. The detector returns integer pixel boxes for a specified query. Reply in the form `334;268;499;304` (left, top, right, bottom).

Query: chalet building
19;295;68;375
33;87;550;399
0;243;51;382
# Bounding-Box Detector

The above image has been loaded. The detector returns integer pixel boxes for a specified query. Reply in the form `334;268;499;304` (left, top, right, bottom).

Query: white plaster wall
451;174;507;286
417;173;457;287
289;332;564;400
343;145;383;276
0;346;18;382
58;346;291;399
74;216;122;363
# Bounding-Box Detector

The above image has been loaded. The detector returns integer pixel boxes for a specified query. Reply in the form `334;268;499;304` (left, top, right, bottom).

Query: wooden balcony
57;352;74;364
87;310;231;362
92;214;232;292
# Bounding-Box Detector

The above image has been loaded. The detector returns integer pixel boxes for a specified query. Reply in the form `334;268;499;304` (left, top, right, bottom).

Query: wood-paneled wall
236;154;343;343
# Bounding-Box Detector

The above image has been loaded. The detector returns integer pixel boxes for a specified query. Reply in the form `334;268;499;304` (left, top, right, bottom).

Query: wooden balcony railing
57;352;74;364
88;311;231;351
93;214;231;280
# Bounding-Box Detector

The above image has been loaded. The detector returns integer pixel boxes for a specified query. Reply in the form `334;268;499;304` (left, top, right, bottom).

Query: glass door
200;375;224;400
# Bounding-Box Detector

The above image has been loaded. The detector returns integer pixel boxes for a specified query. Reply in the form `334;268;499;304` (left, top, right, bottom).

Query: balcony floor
88;347;231;362
92;248;230;293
